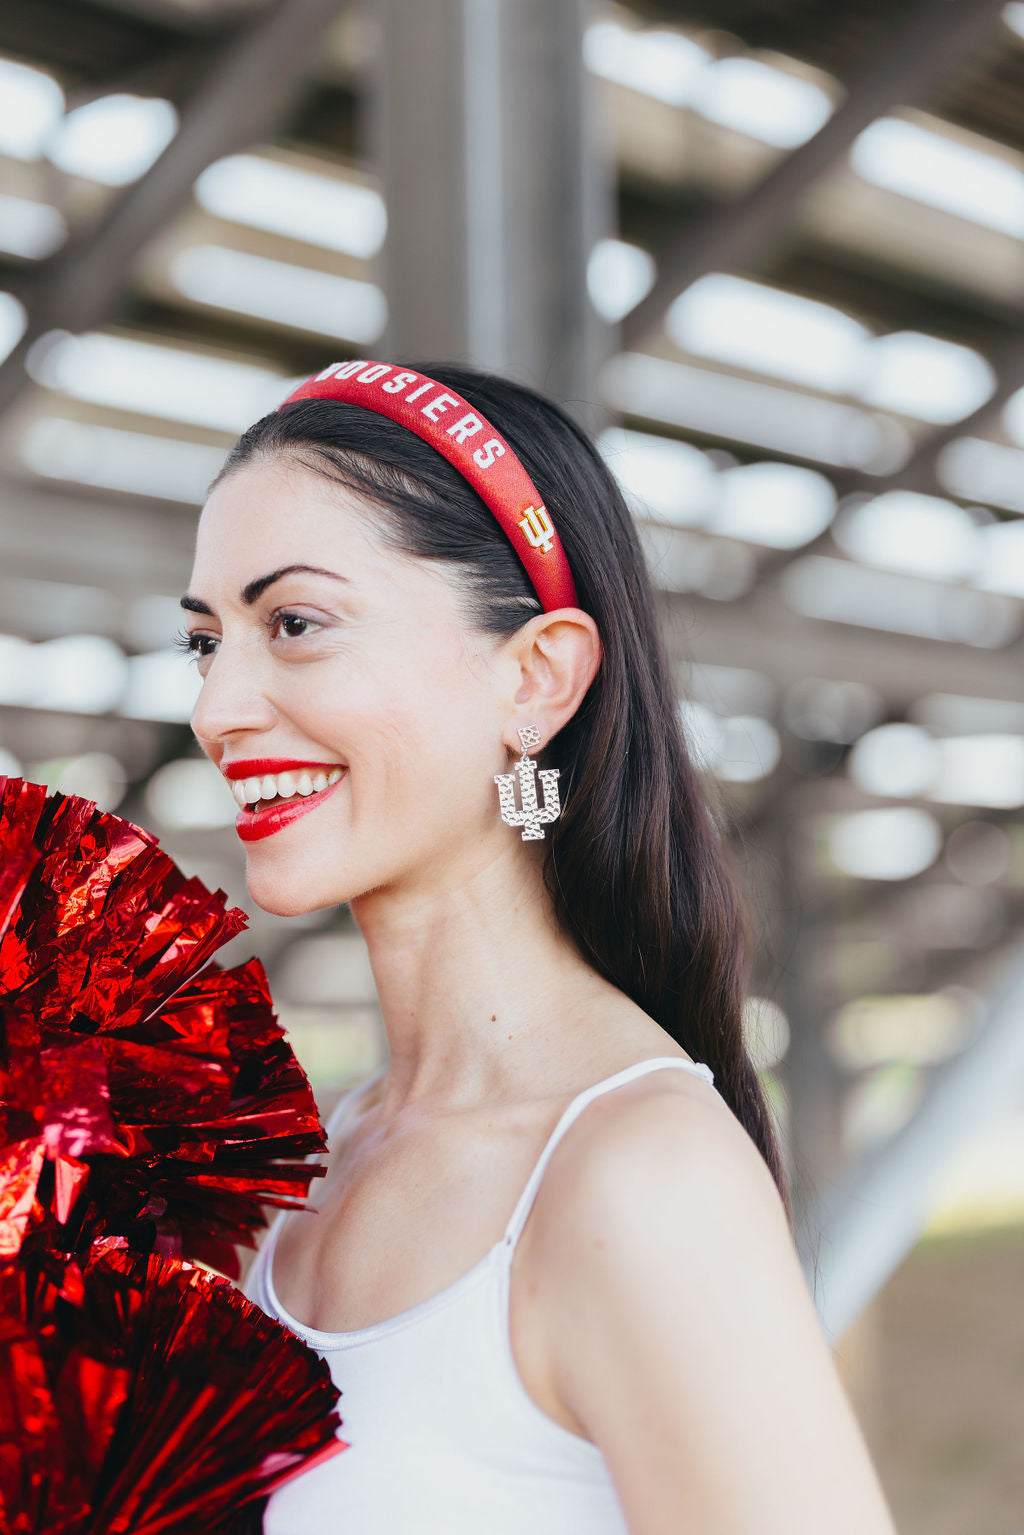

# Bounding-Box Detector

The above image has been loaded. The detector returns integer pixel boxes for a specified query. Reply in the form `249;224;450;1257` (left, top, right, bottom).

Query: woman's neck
350;839;614;1114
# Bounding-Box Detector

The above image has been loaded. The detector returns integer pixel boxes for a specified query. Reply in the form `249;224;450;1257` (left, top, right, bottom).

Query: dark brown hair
214;362;792;1223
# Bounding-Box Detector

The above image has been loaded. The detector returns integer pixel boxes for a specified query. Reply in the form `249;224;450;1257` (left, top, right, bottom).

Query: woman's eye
171;613;321;664
276;613;317;639
172;629;215;660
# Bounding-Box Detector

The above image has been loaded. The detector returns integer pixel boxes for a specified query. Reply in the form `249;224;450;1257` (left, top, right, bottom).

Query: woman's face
184;453;521;916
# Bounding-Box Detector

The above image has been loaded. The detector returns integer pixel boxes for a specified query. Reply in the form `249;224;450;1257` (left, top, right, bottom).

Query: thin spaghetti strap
501;1057;715;1252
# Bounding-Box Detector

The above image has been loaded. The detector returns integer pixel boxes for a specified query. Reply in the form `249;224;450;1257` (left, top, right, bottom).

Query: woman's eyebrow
180;563;350;615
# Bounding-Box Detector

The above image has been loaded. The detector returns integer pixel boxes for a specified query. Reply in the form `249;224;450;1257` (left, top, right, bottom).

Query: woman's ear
505;607;602;744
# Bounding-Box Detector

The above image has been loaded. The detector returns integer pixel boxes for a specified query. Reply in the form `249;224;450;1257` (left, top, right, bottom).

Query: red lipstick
222;758;344;780
235;769;347;843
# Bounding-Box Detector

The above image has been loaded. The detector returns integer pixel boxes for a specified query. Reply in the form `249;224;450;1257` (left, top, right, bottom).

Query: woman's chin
243;865;350;918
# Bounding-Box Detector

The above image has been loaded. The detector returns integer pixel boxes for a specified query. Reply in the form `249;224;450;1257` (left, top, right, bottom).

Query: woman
178;358;897;1533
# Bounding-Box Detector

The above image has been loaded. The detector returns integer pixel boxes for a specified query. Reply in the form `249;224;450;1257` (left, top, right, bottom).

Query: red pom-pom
0;778;328;1277
0;1238;347;1535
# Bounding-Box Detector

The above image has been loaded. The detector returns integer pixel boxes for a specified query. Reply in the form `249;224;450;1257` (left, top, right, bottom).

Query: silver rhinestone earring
494;724;562;840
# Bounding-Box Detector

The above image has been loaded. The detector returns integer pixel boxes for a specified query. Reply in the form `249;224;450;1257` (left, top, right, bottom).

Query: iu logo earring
494;724;562;840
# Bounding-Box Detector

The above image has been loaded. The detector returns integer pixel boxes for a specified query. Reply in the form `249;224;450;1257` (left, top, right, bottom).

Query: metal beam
622;0;1007;351
0;0;347;422
0;477;195;595
802;936;1024;1342
657;581;1024;710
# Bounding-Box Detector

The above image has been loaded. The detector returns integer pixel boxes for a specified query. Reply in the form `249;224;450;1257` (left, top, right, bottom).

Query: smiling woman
180;359;897;1535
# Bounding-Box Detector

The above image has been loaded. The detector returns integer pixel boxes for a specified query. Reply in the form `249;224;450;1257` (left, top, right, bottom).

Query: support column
369;0;611;416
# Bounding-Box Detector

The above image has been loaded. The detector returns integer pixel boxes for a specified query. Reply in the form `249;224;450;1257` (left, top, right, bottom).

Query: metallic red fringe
0;1237;346;1535
0;777;330;1279
0;778;352;1531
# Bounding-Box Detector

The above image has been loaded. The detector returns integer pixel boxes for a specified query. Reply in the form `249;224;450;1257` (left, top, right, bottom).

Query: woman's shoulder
518;1057;790;1340
536;1057;778;1241
524;1063;804;1435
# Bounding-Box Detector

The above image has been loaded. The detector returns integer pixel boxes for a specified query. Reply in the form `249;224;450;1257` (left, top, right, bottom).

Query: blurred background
1;0;1024;1525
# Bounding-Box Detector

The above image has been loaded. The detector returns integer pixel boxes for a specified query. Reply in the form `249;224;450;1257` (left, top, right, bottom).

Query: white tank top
244;1055;718;1534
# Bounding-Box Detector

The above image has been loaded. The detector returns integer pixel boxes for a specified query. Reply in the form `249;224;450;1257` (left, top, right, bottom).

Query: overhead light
598;429;835;548
26;751;126;812
0;292;26;364
679;699;723;770
582;24;833;150
827;806;942;880
194;154;386;259
47;94;178;185
713;715;782;781
666;273;869;393
21;418;227;503
930;735;1024;808
830;991;971;1067
0;57;64;159
974;519;1024;598
679;702;780;779
586;238;656;322
169;244;387;342
848;723;940;798
27;330;289;433
689;56;832;149
832;491;980;582
582;22;709;106
6;638;107;713
1001;384;1024;448
32;635;127;714
937;437;1024;516
712;461;836;548
743;997;791;1071
851;117;1024;239
0;193;67;260
1002;2;1024;40
601;352;910;473
0;635;38;706
666;278;990;427
857;332;995;424
781;554;1020;647
597;426;716;526
144;758;236;830
121;650;202;723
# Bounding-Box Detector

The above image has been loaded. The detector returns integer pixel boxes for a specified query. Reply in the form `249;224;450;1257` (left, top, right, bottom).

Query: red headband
278;360;579;612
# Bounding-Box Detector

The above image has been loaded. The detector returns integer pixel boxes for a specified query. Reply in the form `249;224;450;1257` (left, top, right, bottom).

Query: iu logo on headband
518;504;555;554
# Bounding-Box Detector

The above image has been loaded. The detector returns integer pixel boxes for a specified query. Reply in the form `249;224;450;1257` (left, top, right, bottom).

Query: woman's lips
235;769;347;843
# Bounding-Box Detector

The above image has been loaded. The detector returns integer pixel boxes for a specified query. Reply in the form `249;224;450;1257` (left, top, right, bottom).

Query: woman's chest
269;1110;584;1438
273;1110;533;1330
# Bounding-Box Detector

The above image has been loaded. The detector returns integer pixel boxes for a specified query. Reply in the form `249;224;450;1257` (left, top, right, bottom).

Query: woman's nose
189;648;278;747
